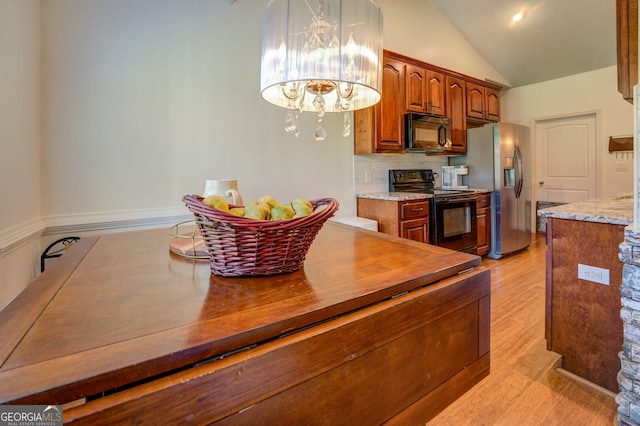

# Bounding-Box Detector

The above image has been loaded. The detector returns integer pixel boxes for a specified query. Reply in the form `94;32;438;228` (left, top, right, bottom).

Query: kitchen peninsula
0;222;490;424
538;195;632;393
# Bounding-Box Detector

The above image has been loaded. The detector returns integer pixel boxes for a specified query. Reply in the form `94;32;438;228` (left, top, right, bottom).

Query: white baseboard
0;207;194;254
0;218;46;255
43;207;193;235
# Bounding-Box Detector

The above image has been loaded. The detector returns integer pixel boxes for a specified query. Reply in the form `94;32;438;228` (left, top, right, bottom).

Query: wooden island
0;222;490;424
539;196;632;393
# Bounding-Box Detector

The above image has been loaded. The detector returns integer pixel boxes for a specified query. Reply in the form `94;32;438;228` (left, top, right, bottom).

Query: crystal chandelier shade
260;0;383;139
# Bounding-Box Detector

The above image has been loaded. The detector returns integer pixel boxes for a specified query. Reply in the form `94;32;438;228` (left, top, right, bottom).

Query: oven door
431;196;477;254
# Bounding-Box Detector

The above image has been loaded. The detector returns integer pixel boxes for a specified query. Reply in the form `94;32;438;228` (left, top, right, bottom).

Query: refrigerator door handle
514;144;524;198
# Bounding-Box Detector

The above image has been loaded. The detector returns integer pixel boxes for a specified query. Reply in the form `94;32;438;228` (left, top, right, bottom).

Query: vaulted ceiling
430;0;617;88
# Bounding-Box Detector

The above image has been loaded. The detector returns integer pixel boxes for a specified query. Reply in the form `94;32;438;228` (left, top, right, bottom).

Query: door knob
539;181;544;185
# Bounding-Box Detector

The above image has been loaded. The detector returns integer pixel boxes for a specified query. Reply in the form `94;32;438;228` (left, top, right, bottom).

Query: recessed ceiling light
512;11;526;22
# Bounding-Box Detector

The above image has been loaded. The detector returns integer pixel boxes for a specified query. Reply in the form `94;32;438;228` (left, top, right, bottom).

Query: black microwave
404;114;452;153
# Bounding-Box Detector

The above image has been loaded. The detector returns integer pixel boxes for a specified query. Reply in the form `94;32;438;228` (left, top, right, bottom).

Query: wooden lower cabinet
401;218;429;243
357;197;430;244
545;218;624;392
476;193;491;256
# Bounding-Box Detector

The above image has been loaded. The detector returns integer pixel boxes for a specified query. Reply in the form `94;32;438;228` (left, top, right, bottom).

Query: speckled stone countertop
356;192;432;201
537;195;633;226
356;189;491;202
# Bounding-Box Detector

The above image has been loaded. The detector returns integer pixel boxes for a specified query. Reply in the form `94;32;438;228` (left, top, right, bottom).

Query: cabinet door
617;0;638;103
476;208;489;256
426;70;445;116
476;194;491;256
376;58;405;151
401;218;429;244
405;65;427;113
466;82;485;120
445;75;467;154
485;88;500;122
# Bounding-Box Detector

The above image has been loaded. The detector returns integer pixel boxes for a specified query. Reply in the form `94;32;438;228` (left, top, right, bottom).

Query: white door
535;113;599;203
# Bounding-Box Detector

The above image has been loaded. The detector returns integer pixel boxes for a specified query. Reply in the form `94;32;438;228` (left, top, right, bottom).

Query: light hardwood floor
428;234;618;425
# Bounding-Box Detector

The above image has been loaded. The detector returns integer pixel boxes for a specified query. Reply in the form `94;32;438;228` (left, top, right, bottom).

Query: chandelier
260;0;383;140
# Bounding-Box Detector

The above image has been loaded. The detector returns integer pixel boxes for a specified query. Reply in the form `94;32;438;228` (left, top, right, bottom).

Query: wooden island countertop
0;222;490;424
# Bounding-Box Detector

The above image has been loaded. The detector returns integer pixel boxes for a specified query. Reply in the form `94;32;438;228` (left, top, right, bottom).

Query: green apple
244;201;271;220
271;204;295;220
293;204;313;218
258;195;278;209
291;197;312;211
291;198;313;217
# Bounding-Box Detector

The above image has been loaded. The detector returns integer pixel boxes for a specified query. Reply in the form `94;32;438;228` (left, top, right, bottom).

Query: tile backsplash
354;154;449;194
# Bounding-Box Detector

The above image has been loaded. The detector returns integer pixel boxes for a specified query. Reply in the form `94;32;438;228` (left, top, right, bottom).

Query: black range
389;169;478;254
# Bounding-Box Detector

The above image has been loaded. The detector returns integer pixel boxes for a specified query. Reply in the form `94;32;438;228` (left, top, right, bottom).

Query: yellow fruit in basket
291;197;312;211
258;195;278;208
271;204;295;220
229;207;245;217
203;195;229;212
293;204;314;218
244;201;271;220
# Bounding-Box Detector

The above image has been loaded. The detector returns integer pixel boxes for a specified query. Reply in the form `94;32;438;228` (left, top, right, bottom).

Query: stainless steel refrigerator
451;123;531;259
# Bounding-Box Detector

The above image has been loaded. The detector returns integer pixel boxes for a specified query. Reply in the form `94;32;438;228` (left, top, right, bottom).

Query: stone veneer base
618;226;640;426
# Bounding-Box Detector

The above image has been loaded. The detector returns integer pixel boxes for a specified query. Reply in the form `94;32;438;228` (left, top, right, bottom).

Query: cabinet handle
412;207;424;212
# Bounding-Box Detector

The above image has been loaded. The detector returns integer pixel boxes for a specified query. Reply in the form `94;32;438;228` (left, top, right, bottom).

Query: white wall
501;66;634;200
0;0;43;309
40;0;354;227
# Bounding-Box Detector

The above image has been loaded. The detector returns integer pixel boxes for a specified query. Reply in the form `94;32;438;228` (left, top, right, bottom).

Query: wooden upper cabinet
405;65;445;116
405;64;427;113
377;58;405;151
427;70;446;116
466;82;486;120
354;50;501;154
466;81;500;122
354;57;404;154
616;0;638;103
485;87;500;121
445;75;467;154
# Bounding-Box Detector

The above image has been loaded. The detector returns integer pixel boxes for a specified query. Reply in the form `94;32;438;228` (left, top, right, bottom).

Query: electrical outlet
615;162;628;171
578;264;610;285
364;170;372;183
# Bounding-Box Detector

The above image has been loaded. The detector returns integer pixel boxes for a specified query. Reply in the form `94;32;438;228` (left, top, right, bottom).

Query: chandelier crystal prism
260;0;383;140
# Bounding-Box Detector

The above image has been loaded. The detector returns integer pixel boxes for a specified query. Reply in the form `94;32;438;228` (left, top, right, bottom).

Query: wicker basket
182;195;339;277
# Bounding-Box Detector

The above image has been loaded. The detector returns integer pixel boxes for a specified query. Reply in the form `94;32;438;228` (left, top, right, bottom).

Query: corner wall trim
0;218;46;255
1;207;195;255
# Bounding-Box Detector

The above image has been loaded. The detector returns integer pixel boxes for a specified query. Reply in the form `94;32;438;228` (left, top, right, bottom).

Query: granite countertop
537;195;633;226
356;192;432;201
356;189;491;202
